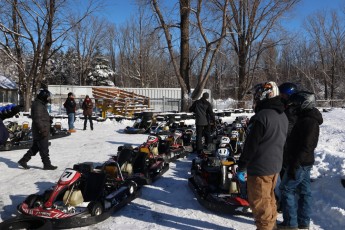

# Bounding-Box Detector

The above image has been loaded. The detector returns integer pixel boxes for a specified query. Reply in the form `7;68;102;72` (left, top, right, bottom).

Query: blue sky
95;0;344;28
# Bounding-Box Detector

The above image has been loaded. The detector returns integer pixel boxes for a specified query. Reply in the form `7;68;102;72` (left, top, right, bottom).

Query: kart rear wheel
88;201;103;216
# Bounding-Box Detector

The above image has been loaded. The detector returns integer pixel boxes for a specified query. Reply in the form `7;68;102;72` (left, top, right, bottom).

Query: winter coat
282;105;299;168
0;119;9;145
64;98;76;114
189;98;215;126
31;98;51;140
238;96;288;176
286;107;323;168
82;98;93;116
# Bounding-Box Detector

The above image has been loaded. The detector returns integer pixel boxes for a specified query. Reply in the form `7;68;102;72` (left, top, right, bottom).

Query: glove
236;170;247;183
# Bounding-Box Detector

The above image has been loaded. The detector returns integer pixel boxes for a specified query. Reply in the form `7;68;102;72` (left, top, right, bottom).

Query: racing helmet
163;125;170;131
279;82;298;104
253;81;279;103
217;147;230;158
37;88;52;104
289;91;316;113
279;82;298;97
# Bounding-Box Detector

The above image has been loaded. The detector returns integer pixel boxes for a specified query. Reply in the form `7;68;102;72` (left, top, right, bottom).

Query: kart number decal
60;169;77;182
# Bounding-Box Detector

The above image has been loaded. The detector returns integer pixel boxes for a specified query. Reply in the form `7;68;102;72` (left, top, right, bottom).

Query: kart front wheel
128;181;138;195
88;201;103;216
25;194;39;208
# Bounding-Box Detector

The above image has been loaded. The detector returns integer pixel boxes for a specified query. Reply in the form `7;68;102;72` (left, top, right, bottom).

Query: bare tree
149;0;228;111
226;0;300;101
0;0;99;110
306;10;345;101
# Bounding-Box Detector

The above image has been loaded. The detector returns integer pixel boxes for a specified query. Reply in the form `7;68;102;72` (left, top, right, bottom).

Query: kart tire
0;216;52;230
88;201;103;216
127;181;138;195
25;194;39;208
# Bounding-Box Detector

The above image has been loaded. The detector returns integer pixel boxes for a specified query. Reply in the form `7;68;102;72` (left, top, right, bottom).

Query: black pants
84;115;93;129
22;137;51;165
196;125;211;152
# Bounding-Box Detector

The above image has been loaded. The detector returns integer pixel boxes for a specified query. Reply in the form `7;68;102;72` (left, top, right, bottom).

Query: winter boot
68;129;76;133
43;164;58;170
83;127;86;130
18;158;30;169
91;126;93;130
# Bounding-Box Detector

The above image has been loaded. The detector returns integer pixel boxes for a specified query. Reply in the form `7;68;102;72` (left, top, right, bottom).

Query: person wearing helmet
276;82;299;212
64;92;77;133
278;91;323;230
18;88;57;170
189;92;215;155
236;81;288;230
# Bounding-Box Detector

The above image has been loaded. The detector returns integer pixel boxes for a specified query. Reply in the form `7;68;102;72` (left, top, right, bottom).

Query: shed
0;75;18;104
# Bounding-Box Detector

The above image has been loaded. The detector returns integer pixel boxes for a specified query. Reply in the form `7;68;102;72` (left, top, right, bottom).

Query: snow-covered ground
0;108;344;230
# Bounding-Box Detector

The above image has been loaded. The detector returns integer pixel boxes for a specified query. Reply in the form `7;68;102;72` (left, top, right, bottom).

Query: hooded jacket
286;107;323;167
189;98;215;126
238;96;288;176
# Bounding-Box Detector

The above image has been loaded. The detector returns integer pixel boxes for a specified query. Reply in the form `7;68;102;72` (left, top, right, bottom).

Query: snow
0;108;345;229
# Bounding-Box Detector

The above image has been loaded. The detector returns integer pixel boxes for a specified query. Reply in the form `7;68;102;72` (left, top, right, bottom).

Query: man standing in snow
64;92;77;133
278;91;323;230
18;88;57;170
237;81;288;230
189;92;215;155
82;95;94;130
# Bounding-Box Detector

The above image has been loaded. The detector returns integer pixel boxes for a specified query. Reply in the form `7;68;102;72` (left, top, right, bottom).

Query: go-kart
50;122;71;140
189;146;251;215
17;162;140;229
0;121;33;151
113;142;170;185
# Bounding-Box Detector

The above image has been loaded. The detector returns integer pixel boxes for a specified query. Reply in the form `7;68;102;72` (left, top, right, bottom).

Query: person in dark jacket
277;82;299;212
189;92;215;154
82;95;93;130
278;91;323;230
64;92;76;133
236;81;288;230
18;89;57;170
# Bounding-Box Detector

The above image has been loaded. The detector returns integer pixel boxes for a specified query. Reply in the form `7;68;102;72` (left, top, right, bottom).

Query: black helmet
37;88;52;104
289;91;316;112
279;82;298;97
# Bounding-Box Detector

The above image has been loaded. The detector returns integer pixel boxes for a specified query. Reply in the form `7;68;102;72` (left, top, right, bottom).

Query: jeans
68;113;75;130
279;165;312;227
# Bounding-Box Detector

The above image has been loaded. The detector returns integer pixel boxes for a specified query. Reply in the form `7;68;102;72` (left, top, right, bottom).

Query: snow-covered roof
0;75;17;90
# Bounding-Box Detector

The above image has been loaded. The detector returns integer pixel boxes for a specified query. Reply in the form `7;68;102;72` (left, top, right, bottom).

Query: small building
0;75;18;105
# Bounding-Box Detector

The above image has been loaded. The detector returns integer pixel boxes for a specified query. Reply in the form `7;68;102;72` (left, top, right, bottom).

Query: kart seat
83;172;106;202
104;165;119;178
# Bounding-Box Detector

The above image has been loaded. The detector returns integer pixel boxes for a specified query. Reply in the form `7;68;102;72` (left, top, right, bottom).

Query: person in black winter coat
18;89;57;170
278;91;323;230
189;92;215;154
